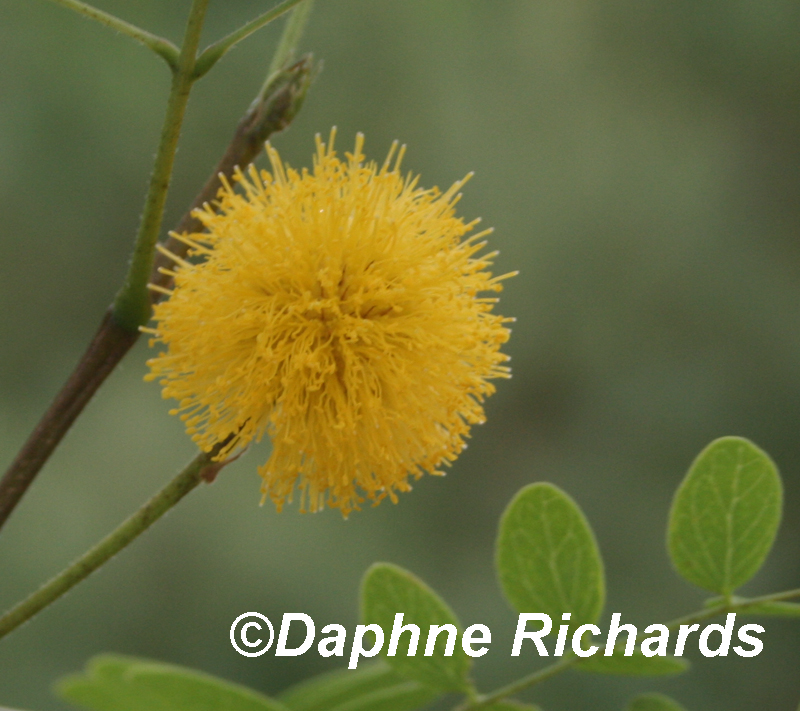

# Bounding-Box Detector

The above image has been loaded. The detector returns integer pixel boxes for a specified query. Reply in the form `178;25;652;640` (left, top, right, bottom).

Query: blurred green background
1;1;800;709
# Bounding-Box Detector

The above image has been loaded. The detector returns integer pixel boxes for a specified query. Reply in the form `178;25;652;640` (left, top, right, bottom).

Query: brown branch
0;310;138;529
0;56;314;533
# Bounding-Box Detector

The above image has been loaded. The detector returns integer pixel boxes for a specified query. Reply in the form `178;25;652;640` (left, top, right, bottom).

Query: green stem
0;451;217;642
455;656;577;711
738;587;800;605
193;0;309;79
44;0;179;69
662;587;800;630
267;0;314;77
149;56;314;295
112;0;210;332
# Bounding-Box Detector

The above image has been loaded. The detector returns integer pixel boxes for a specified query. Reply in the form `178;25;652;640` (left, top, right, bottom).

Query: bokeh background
1;1;800;709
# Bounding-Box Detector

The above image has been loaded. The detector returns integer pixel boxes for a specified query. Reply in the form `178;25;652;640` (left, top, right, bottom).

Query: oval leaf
361;563;471;693
278;662;440;711
57;655;288;711
626;693;687;711
496;483;605;629
668;437;782;595
577;649;688;676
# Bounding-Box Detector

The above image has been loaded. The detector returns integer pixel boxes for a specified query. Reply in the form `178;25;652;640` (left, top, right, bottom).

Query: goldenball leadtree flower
145;130;514;514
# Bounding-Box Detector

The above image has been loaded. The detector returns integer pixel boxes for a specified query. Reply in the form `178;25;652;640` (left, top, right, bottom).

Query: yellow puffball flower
145;130;515;515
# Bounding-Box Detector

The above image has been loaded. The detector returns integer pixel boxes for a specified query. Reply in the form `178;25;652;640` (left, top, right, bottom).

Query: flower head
145;130;514;515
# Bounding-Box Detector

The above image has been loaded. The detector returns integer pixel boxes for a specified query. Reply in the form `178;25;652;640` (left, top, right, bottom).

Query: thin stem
44;0;179;69
150;56;314;293
454;656;577;711
661;587;800;630
193;0;308;79
112;0;210;332
0;451;219;642
660;605;731;632
742;587;800;605
267;0;314;77
0;10;314;533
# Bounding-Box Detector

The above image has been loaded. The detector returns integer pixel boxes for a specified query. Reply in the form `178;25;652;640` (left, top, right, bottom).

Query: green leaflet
361;563;472;693
626;693;687;711
278;662;440;711
496;483;605;631
668;437;782;595
56;655;288;711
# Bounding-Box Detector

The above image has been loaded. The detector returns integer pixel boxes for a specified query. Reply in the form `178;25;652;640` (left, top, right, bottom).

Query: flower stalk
0;450;223;642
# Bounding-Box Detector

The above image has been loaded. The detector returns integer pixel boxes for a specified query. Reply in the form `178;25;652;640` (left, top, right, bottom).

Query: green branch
455;656;576;711
193;0;309;79
0;451;222;642
149;55;315;295
266;0;314;77
111;0;210;331
44;0;179;69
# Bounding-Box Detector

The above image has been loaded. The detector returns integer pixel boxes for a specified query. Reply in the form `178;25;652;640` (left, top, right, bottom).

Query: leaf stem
662;587;800;630
454;656;577;711
452;588;800;710
0;451;219;642
44;0;179;69
111;0;210;332
743;587;800;605
193;0;309;79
